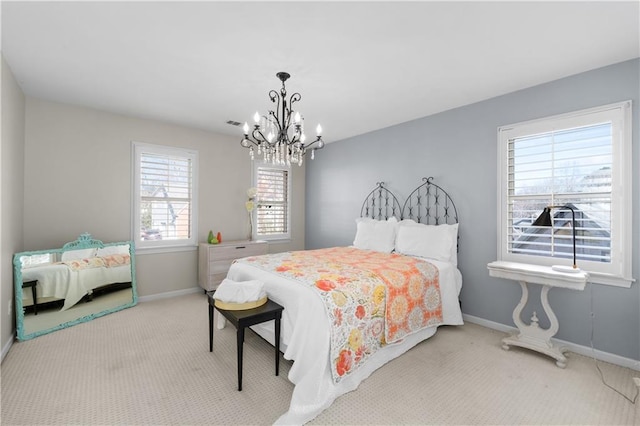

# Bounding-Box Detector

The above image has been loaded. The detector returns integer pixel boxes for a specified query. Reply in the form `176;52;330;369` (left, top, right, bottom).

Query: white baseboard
1;336;14;364
137;286;202;303
463;313;640;371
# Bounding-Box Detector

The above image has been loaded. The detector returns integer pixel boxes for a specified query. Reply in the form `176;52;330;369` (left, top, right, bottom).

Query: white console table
487;261;588;368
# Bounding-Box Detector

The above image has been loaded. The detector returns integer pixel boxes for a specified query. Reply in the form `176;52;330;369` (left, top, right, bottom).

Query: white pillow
96;244;130;257
396;220;458;265
60;248;97;261
353;217;399;253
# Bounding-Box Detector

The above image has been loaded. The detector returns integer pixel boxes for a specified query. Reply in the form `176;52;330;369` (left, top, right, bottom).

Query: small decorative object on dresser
207;230;218;245
198;240;268;292
245;187;257;241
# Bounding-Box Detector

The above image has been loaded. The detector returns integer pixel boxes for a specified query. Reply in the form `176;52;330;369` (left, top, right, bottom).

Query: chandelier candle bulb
253;112;260;123
316;124;322;136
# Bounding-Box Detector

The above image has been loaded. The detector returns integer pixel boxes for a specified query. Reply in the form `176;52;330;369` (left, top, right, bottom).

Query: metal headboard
401;177;459;225
360;182;402;220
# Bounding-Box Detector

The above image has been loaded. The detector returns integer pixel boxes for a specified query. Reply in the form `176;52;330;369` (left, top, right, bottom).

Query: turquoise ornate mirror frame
13;233;138;341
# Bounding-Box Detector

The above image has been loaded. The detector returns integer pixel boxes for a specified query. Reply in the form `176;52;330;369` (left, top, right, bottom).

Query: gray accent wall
306;59;639;361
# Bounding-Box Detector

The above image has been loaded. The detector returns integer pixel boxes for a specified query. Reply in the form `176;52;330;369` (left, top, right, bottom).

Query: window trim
252;161;292;242
132;141;199;254
496;100;634;287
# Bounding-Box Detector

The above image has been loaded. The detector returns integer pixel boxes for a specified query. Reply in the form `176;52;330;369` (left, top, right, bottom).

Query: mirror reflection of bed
21;280;134;337
14;233;138;340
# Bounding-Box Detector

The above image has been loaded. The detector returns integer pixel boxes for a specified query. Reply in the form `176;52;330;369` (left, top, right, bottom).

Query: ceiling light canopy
241;72;324;166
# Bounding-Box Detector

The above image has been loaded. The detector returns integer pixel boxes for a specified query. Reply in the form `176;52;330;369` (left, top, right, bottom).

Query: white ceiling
2;1;639;143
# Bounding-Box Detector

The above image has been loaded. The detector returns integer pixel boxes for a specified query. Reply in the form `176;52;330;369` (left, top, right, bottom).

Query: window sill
256;237;291;244
490;260;634;288
135;245;198;255
584;272;634;288
487;261;588;290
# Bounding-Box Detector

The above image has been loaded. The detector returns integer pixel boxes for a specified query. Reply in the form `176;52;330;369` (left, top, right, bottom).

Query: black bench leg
275;315;281;376
32;285;38;315
209;304;213;352
237;327;244;391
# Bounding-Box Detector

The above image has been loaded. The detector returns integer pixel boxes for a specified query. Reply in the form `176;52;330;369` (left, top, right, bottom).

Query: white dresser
198;240;268;292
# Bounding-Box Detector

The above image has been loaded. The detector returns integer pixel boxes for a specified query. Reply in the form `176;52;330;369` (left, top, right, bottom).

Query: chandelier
241;72;325;166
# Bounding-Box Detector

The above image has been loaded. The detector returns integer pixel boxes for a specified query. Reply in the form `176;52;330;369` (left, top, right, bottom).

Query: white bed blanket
226;256;463;425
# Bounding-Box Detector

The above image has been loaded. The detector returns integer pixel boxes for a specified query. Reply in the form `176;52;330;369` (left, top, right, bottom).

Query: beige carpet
1;291;637;425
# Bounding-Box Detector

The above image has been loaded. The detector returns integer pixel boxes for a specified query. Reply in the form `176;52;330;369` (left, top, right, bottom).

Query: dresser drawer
198;240;268;292
208;243;266;262
209;259;234;274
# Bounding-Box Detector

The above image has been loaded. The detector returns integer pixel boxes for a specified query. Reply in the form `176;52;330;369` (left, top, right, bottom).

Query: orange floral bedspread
237;247;442;382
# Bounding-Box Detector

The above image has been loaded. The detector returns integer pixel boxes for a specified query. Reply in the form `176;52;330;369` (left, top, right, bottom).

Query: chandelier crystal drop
240;72;325;166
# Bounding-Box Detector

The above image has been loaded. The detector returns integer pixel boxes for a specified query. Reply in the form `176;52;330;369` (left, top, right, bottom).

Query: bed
225;177;462;424
20;243;132;312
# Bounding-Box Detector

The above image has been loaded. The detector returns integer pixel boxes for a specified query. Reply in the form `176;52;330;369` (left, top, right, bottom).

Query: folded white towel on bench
214;278;266;304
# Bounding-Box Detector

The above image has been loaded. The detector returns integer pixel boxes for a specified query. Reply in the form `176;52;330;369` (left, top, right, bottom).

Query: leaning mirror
13;233;137;341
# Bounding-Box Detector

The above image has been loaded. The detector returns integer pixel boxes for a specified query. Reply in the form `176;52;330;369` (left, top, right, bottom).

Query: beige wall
1;56;26;355
22;98;305;298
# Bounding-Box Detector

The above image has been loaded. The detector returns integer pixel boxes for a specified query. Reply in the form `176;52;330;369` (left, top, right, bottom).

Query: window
252;163;291;241
21;253;54;268
497;101;633;287
132;142;198;252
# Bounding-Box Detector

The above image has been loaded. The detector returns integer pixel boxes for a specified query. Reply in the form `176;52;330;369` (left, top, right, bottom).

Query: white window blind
255;166;290;239
498;101;633;286
133;142;198;251
508;123;612;263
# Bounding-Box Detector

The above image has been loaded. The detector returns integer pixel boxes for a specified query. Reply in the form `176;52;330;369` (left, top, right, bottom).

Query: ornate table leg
502;281;568;368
